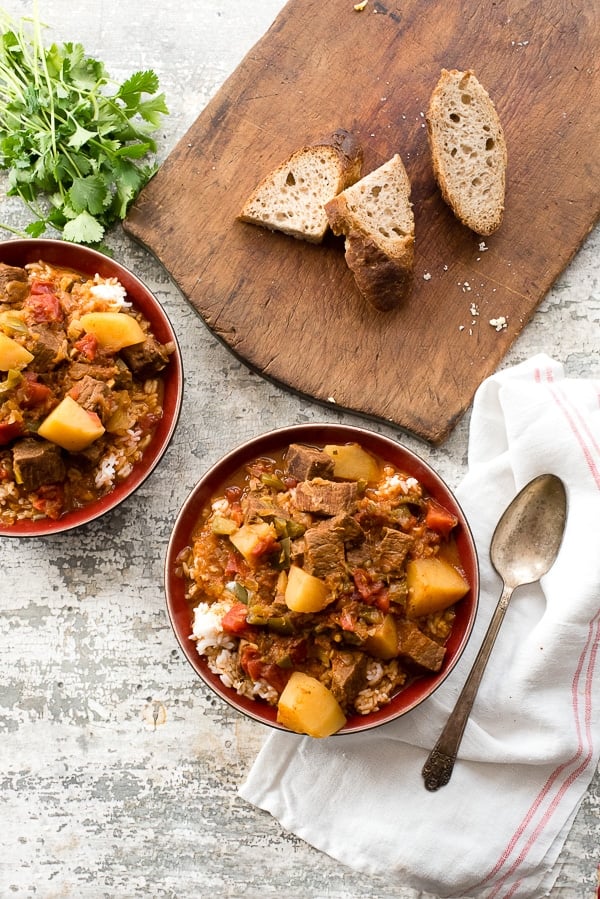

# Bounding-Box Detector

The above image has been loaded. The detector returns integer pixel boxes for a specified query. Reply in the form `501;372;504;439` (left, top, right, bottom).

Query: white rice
191;600;279;705
191;600;235;653
376;471;421;500
94;452;119;489
90;276;129;307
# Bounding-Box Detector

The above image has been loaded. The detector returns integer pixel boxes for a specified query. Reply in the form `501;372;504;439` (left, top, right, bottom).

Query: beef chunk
242;492;285;524
345;542;372;569
12;438;65;491
67;361;122;384
329;651;368;705
396;620;446;672
303;526;345;577
68;375;114;420
375;527;414;574
293;478;358;516
0;263;29;304
27;326;68;372
303;513;364;578
286;444;335;481
121;335;170;378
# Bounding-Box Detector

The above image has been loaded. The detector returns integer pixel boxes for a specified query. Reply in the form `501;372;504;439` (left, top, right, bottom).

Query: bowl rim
164;422;480;736
0;238;184;537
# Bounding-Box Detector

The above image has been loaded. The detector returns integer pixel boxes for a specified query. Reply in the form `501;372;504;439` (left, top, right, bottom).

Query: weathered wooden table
1;2;598;897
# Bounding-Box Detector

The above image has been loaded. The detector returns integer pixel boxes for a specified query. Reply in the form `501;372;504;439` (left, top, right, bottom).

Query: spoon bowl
491;474;568;589
422;473;567;790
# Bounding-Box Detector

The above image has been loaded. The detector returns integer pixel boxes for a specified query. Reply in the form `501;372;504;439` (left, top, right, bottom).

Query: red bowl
165;424;479;735
0;239;183;537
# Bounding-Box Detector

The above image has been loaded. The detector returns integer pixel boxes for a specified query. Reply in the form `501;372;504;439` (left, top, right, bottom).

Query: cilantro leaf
136;93;170;127
62;210;105;244
117;70;160;103
0;10;168;246
67;123;98;150
25;220;48;238
68;174;111;216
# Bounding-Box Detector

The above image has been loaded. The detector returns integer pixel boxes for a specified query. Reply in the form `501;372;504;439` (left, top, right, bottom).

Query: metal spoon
421;473;568;791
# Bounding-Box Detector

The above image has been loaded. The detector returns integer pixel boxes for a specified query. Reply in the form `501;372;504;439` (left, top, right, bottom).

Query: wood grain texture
124;0;599;444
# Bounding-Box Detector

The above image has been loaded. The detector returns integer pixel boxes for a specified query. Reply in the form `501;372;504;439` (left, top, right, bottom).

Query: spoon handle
422;582;514;791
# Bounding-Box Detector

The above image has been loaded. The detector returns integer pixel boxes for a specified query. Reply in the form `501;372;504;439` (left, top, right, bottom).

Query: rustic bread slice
238;130;363;244
427;69;507;236
324;154;414;312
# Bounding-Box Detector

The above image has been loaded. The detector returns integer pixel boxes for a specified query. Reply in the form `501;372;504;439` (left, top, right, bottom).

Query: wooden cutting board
124;0;599;444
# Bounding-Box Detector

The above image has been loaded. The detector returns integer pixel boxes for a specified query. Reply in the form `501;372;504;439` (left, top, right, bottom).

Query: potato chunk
229;521;276;565
0;332;34;371
364;614;398;660
79;312;145;351
277;671;346;737
324;442;380;482
406;557;469;618
284;565;333;613
38;395;105;452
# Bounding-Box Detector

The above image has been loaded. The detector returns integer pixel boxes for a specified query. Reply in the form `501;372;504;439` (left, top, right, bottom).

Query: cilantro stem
0;221;30;238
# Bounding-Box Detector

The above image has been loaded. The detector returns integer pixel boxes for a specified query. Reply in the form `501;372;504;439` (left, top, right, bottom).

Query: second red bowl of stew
165;424;479;737
0;239;183;537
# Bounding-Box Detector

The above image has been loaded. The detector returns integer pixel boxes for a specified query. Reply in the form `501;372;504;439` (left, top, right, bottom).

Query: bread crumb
470;303;479;316
423;272;431;281
489;316;508;331
478;241;488;252
354;0;368;9
327;396;336;403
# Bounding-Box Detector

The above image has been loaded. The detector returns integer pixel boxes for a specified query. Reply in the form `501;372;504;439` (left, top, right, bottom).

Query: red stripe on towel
482;612;599;898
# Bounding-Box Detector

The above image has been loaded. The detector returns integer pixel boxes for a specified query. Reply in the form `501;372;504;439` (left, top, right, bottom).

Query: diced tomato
243;655;264;681
257;662;290;694
74;332;98;361
221;602;250;635
372;588;390;613
224;551;248;578
340;607;357;632
25;286;62;323
17;374;53;410
283;476;298;489
239;643;261;675
228;501;244;527
352;568;384;600
352;568;389;611
0;420;25;445
32;484;65;520
352;568;370;598
225;485;242;504
137;411;163;433
240;646;289;693
425;499;458;538
251;534;280;560
30;280;55;295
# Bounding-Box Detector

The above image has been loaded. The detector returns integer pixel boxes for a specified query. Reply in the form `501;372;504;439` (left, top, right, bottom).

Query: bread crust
325;154;414;312
427;69;507;236
238;130;363;243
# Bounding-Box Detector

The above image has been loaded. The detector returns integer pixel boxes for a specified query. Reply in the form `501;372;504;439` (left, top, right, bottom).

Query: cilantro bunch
0;7;168;245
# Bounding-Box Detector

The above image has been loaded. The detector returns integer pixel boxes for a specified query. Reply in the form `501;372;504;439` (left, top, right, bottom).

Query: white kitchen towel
239;354;600;899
